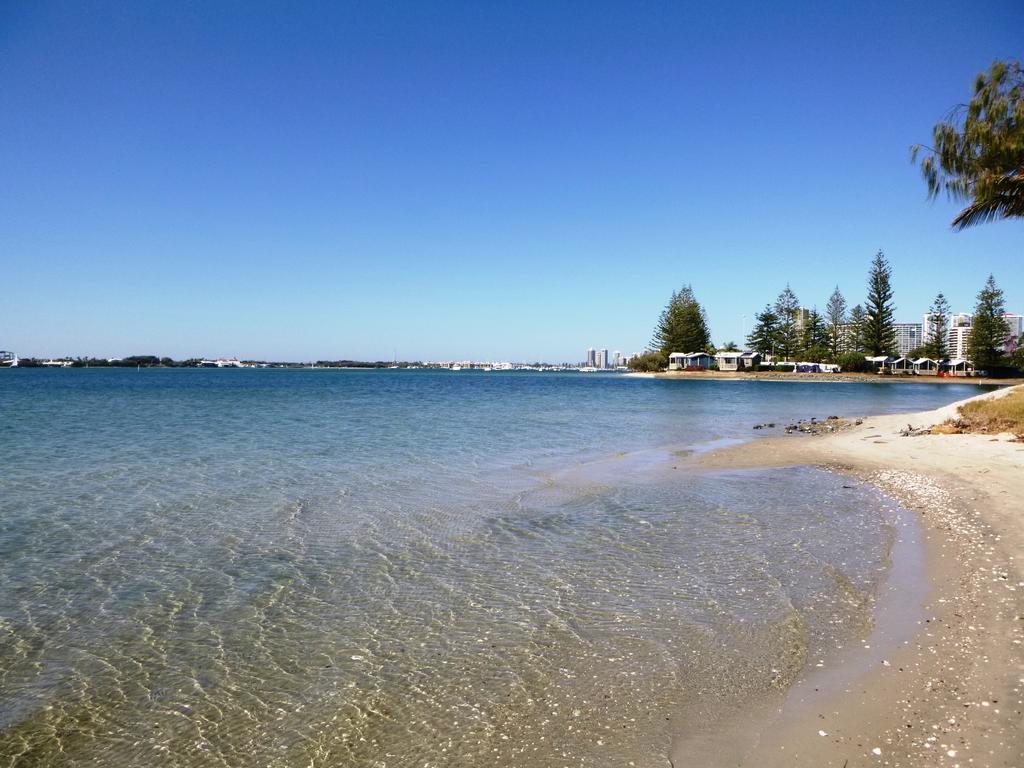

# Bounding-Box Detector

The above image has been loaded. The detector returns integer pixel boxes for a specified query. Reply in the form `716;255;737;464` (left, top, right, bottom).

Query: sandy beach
684;384;1024;767
629;370;1024;387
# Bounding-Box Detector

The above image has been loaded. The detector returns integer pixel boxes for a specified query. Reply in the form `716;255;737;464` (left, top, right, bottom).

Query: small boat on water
0;351;19;368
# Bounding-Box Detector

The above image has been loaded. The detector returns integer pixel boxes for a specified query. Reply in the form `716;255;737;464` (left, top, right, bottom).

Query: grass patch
954;388;1024;437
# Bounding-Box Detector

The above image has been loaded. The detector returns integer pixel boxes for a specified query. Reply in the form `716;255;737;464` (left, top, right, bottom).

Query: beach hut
865;355;891;371
667;352;687;371
740;351;762;369
715;351;744;371
883;356;912;373
945;358;973;377
912;357;939;375
682;352;714;370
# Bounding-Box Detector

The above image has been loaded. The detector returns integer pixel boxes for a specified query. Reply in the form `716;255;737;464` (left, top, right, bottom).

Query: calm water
0;370;986;767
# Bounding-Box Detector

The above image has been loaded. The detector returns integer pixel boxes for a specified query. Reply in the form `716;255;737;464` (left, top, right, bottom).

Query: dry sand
628;370;1024;386
680;385;1024;767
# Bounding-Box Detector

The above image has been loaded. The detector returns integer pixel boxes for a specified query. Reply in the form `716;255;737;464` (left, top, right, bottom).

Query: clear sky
2;1;1022;361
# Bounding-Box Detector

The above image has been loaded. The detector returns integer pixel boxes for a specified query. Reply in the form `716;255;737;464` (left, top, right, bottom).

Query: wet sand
684;385;1024;767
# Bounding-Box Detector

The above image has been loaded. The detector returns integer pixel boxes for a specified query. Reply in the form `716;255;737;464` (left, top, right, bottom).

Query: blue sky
2;1;1022;361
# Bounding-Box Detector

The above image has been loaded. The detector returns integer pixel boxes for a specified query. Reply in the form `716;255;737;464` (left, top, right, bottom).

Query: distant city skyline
2;2;1022;360
584;347;630;369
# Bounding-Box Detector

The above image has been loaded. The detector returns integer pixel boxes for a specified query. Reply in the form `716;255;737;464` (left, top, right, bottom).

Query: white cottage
667;352;687;371
740;352;762;368
911;357;939;375
882;356;912;373
715;351;743;371
945;358;973;377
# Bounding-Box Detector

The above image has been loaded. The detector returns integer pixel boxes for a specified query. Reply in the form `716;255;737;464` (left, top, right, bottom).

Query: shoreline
628;370;1024;386
682;385;1024;766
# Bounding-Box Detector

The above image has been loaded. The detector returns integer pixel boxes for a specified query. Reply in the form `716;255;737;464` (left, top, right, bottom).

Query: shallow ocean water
0;370;986;766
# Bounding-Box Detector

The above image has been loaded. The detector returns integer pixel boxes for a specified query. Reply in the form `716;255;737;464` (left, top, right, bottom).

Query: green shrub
627;350;667;372
836;352;868;373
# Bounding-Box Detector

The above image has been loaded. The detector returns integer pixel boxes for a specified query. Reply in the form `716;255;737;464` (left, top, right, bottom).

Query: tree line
13;357;425;368
15;355;183;368
631;251;1021;374
743;251;901;366
745;253;1017;371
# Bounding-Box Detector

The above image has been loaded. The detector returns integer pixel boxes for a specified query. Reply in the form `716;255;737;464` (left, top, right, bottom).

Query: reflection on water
0;371;982;766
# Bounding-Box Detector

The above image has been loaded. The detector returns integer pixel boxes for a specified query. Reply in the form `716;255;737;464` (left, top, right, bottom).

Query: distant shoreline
7;366;1022;385
628;369;1024;386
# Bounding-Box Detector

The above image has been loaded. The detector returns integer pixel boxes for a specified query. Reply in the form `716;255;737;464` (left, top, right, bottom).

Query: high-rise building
794;307;811;332
921;312;938;346
893;323;923;356
948;313;972;360
595;349;607;369
612;351;622;368
586;348;596;367
837;323;858;353
1002;313;1023;351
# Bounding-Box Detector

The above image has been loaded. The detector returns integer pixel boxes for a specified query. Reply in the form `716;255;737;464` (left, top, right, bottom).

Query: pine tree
651;290;679;353
677;286;712;353
848;304;867;353
825;286;847;358
773;285;801;360
747;305;781;357
800;308;829;362
924;292;951;360
651;285;711;355
862;251;897;355
967;275;1009;370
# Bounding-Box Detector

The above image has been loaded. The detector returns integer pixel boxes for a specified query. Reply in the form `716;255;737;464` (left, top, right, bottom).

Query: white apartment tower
921;312;939;346
1003;313;1023;350
948;313;972;359
893;323;923;356
794;307;811;332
